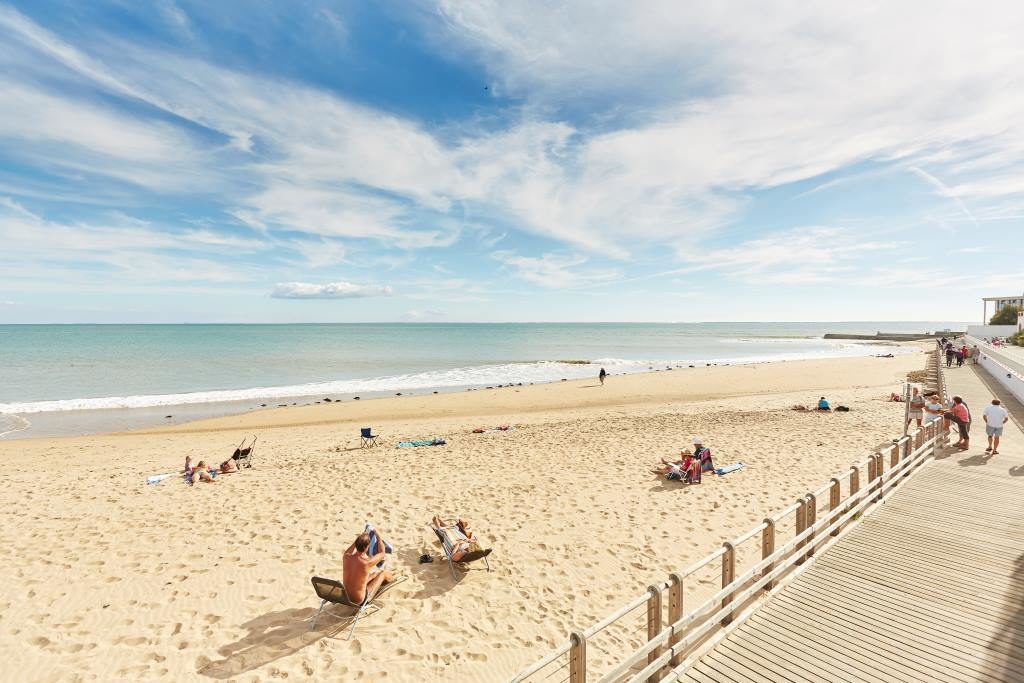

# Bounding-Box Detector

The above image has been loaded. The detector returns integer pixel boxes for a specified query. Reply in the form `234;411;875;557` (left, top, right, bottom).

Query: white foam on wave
0;342;908;415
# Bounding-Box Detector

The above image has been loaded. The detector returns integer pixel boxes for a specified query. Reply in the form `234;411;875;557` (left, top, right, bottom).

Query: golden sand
0;351;925;681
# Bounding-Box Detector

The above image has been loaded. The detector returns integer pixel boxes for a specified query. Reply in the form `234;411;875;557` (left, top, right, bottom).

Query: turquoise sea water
0;322;963;437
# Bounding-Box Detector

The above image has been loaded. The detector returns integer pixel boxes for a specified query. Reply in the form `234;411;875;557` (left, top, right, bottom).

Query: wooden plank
758;604;967;683
774;590;1007;681
717;623;861;683
698;646;791;683
712;638;814;683
791;573;1024;662
740;611;920;683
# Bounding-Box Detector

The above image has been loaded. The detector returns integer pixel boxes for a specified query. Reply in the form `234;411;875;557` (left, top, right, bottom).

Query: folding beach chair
232;436;257;468
309;575;405;640
430;520;493;580
360;427;380;448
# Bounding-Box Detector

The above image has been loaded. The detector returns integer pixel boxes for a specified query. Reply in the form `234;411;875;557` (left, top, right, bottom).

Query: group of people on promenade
940;338;979;368
904;385;1009;454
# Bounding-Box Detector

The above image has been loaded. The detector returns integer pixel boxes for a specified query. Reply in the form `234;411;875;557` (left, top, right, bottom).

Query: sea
0;322;964;439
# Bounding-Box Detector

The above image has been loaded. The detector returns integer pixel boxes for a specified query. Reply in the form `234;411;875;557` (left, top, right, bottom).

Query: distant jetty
824;331;962;341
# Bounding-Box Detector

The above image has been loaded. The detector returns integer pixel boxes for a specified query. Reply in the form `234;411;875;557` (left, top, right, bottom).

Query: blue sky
1;1;1022;323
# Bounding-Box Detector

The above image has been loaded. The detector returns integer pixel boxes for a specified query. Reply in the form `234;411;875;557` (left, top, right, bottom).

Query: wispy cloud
492;251;622;288
270;281;393;299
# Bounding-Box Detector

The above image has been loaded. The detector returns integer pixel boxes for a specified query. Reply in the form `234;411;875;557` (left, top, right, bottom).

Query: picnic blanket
396;438;446;448
714;462;746;476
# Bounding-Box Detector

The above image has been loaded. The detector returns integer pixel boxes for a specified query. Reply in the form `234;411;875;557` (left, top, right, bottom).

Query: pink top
951;403;970;422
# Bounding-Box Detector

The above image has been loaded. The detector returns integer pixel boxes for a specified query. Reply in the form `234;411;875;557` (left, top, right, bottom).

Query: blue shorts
986;425;1004;437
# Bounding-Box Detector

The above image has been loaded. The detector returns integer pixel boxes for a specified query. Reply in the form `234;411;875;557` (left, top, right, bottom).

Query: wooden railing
512;349;948;683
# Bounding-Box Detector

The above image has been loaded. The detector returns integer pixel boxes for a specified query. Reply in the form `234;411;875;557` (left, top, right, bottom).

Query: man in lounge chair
343;530;395;605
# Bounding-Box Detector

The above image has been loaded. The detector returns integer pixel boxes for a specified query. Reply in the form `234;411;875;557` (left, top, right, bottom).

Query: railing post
646;584;662;679
804;493;817;558
794;498;807;565
874;453;884;501
720;542;735;626
761;518;776;591
890;443;899;468
849;466;859;496
931;421;939;458
569;631;587;683
667;572;684;667
829;477;842;536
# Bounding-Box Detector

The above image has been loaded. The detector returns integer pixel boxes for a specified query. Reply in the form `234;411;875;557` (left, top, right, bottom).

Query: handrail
511;353;946;683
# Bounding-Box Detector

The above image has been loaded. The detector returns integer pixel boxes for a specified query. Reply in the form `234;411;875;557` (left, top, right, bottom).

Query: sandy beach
0;351;927;682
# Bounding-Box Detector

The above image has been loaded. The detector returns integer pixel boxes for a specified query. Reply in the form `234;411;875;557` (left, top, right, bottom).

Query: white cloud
270;281;393;299
492;251;622;288
681;227;903;285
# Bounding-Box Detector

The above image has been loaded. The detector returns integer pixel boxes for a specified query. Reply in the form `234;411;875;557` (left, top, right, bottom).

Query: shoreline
1;343;918;441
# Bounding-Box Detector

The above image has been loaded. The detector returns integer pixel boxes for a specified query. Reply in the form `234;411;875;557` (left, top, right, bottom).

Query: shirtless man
343;532;394;605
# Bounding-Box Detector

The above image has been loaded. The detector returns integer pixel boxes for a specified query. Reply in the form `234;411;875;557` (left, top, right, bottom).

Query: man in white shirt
983;399;1010;455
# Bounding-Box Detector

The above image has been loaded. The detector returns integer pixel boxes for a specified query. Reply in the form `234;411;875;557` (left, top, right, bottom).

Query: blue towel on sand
147;473;174;484
364;524;393;568
715;462;746;476
396;438;446;448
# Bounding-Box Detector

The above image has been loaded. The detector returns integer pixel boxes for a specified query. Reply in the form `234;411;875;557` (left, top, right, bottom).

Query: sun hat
692;436;703;445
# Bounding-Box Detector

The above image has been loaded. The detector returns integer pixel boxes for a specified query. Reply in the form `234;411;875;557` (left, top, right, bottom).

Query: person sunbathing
190;460;217;484
343;531;395;605
651;451;699;481
219;458;237;473
184;455;194;475
430;516;483;561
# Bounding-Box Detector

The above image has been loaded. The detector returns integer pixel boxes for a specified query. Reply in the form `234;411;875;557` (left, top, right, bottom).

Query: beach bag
836;405;850;412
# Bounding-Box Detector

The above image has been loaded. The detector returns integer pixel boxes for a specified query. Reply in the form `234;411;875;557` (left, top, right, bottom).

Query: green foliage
1010;331;1024;347
989;304;1022;325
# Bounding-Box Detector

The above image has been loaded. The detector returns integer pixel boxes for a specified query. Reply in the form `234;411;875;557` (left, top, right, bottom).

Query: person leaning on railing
943;396;971;450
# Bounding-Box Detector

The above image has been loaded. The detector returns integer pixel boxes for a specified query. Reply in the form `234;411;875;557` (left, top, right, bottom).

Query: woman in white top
923;395;944;424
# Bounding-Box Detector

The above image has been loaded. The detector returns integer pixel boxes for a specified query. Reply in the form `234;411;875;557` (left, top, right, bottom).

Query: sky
1;1;1023;324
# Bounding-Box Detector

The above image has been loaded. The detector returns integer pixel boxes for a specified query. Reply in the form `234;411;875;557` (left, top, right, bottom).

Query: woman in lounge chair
430;516;482;561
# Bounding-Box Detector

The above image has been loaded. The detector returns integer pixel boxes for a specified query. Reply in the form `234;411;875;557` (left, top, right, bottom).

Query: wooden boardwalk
681;364;1024;683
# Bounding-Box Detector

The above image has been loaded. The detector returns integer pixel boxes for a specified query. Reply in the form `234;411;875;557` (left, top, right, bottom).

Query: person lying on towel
343;526;396;605
430;515;491;561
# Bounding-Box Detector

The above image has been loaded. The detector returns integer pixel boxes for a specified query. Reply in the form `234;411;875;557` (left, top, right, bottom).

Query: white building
981;293;1024;322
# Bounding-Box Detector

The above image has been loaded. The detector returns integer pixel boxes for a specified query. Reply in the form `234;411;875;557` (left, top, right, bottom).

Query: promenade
680;362;1024;683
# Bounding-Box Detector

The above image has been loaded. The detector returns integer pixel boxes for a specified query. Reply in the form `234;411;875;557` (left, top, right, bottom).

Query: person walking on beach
945;345;955;368
972;344;980;364
983;399;1009;455
599;367;607;386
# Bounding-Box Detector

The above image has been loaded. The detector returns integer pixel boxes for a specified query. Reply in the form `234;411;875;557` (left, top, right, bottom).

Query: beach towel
396;438;446;448
146;473;175;485
364;524;393;569
714;462;746;476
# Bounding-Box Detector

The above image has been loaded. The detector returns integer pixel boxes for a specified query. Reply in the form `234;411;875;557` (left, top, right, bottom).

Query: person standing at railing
972;344;980;365
907;387;925;429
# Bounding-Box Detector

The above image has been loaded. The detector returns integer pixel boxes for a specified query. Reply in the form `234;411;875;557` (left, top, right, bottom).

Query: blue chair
360;427;379;448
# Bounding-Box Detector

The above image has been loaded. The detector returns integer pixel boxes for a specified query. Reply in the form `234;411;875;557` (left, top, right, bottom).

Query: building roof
982;294;1024;301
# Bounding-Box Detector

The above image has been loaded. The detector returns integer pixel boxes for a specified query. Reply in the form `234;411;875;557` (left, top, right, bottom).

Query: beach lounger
430;521;493;580
309;575;405;640
232;436;257;468
360;427;380;448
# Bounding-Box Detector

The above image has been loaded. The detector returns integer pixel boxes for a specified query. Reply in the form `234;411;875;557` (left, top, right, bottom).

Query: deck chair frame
232;435;257;468
309;575;405;640
359;428;379;448
430;518;493;580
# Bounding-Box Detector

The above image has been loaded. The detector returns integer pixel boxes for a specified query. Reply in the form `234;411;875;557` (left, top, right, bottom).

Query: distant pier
823;331;962;341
